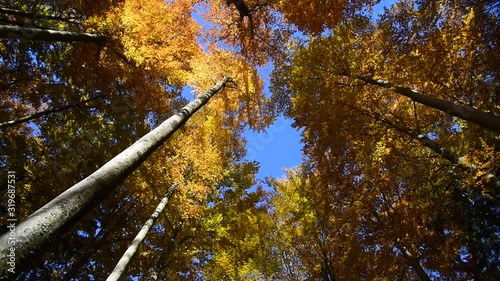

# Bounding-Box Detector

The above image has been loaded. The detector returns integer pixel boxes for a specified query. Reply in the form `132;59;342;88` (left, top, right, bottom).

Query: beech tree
0;25;106;42
106;185;175;281
2;1;269;279
0;77;231;276
1;0;499;279
269;0;500;279
0;95;103;129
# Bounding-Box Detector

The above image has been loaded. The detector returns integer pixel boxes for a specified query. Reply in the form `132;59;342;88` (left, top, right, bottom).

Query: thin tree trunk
0;8;81;23
106;186;175;281
394;244;432;281
0;77;231;278
370;214;431;281
60;197;141;281
351;75;500;133
0;95;103;129
378;117;500;193
0;25;106;42
414;133;500;193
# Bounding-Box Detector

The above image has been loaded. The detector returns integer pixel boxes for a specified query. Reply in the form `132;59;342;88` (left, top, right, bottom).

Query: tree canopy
1;0;499;280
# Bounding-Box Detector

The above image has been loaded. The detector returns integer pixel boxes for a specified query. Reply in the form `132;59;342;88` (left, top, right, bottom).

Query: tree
106;185;175;281
2;0;498;279
2;1;273;278
196;162;278;280
0;77;231;277
0;25;106;42
269;0;500;278
0;95;103;129
271;3;500;199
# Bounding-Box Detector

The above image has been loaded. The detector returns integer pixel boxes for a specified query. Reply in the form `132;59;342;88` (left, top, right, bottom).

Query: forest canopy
1;0;499;280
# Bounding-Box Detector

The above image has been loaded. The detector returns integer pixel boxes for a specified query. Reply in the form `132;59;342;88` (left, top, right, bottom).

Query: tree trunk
0;25;106;42
0;8;81;23
106;186;175;281
0;95;103;129
0;77;231;278
395;244;432;281
351;75;500;133
379;118;500;193
60;198;142;281
414;133;500;193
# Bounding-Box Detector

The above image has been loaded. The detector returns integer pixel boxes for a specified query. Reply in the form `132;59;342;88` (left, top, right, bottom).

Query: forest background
0;0;499;280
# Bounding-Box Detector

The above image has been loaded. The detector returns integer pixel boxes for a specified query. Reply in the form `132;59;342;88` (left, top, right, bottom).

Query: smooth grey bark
380;118;500;193
106;186;175;281
0;25;106;42
414;133;500;193
0;95;103;129
352;75;500;133
0;77;231;278
395;244;431;281
0;8;81;23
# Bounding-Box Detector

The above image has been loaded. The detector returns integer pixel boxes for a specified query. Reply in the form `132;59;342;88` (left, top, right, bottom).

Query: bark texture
0;25;106;42
352;75;500;133
0;77;231;278
107;186;175;281
375;116;500;193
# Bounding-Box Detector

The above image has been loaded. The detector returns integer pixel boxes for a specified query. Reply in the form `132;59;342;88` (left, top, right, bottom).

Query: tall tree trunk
394;244;432;281
377;117;500;193
106;185;175;281
0;8;81;24
0;25;106;42
60;197;142;281
0;77;231;278
351;75;500;133
0;95;103;129
370;214;431;281
413;133;500;193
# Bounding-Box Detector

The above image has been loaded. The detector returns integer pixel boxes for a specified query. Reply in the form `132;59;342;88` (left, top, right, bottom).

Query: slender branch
0;95;104;130
0;25;106;42
342;102;500;193
0;8;82;24
376;116;500;193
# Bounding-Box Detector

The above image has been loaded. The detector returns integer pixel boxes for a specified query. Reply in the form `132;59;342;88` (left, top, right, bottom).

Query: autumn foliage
1;0;499;280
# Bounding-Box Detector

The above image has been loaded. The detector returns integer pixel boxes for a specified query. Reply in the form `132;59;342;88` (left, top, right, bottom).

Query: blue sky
242;62;302;181
182;0;398;181
243;116;302;180
243;0;397;181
